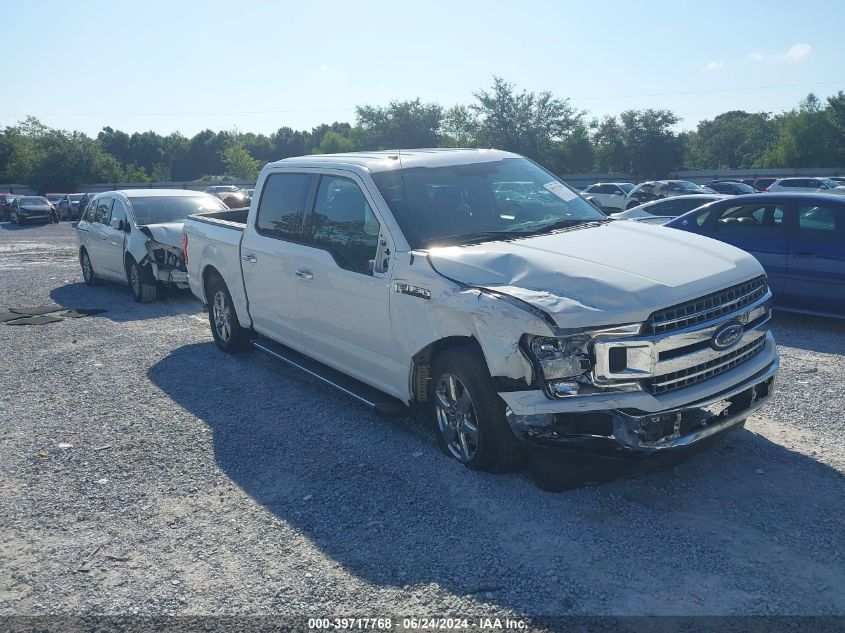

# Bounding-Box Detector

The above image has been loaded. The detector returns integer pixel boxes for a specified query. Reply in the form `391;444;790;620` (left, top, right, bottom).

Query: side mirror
110;218;121;230
819;184;828;190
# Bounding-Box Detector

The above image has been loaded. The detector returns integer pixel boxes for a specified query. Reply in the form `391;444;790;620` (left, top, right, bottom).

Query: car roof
111;189;213;198
643;193;727;204
270;148;519;173
708;192;845;204
774;177;822;182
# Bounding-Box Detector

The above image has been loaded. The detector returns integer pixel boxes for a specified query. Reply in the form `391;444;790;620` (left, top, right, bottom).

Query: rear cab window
255;173;313;240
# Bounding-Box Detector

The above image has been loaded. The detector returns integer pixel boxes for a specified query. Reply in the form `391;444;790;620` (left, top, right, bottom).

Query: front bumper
505;346;778;460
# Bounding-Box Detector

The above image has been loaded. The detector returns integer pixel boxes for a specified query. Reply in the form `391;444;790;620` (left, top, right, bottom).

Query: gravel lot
1;221;844;619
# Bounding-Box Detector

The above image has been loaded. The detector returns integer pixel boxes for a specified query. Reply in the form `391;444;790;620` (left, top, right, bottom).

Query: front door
703;201;790;297
295;172;400;398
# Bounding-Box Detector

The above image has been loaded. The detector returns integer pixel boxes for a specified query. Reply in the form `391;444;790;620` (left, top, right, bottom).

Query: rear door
295;171;400;397
783;202;845;314
240;171;314;352
700;200;789;296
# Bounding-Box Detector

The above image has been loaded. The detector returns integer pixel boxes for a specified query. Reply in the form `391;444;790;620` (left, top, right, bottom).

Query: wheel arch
409;336;483;403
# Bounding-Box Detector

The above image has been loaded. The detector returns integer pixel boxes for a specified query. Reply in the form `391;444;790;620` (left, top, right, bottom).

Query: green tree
684;111;777;169
590;116;630;173
355;98;442;149
470;77;581;163
221;142;260;180
440;105;478;147
766;94;837;168
314;131;355;154
619;109;683;179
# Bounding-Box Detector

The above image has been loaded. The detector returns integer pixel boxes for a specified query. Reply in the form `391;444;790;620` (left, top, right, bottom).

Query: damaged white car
76;189;228;302
183;149;779;488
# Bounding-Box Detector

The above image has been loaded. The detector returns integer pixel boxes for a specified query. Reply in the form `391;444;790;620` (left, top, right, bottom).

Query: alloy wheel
434;373;480;462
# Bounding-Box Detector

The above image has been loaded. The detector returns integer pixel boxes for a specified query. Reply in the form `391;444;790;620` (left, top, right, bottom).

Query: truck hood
427;221;764;329
140;222;184;248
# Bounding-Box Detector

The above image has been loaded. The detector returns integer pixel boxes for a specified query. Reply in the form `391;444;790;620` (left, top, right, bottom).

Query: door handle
242;254;257;263
295;269;314;281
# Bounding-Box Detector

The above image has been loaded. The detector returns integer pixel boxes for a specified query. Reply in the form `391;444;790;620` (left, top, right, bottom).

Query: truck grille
646;276;768;335
644;336;766;395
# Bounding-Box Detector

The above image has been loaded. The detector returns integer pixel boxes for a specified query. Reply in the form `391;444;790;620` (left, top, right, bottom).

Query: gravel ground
1;221;844;619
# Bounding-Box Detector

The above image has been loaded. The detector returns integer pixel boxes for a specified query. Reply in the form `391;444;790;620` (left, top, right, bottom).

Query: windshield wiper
421;230;534;248
528;218;610;235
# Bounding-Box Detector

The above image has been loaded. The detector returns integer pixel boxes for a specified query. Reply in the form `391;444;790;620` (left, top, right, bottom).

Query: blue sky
1;0;843;136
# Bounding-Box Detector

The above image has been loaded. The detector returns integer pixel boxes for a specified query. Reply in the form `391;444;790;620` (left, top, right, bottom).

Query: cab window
307;176;380;275
713;204;785;235
255;173;312;240
796;205;843;242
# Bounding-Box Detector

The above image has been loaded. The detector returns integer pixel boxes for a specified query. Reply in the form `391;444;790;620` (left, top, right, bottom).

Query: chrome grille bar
644;337;767;395
646;276;768;335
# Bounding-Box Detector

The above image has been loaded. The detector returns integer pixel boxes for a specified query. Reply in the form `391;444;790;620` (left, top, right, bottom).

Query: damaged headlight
527;335;592;380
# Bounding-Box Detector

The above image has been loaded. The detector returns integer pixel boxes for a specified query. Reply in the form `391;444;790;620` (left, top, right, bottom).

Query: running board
252;338;410;416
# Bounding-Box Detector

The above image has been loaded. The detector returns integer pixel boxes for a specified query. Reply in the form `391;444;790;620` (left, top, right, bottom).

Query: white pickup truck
183;149;779;486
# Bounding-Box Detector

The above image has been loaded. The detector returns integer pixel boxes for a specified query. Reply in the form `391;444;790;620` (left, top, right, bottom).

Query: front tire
127;259;157;303
206;274;249;353
430;345;524;473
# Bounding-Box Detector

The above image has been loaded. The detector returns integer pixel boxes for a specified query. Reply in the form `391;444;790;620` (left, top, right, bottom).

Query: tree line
1;77;843;193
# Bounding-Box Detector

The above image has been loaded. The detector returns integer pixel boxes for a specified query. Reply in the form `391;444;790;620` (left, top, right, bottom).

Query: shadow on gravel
771;312;845;356
0;221;57;230
148;341;845;613
49;281;201;322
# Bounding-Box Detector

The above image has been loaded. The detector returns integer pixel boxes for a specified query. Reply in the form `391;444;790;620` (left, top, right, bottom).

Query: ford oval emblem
712;322;744;351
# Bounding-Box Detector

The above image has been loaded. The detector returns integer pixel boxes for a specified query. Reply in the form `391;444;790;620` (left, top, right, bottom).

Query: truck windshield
370;157;605;248
128;195;226;225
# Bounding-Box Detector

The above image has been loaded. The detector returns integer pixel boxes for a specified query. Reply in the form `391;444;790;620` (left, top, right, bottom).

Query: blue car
665;193;845;318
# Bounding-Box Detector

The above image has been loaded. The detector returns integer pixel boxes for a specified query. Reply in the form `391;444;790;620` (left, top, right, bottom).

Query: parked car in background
829;177;845;186
205;185;250;209
45;193;66;212
748;177;778;192
77;193;97;219
580;182;635;211
766;177;845;194
10;196;57;224
57;193;86;220
183;149;779;486
0;193;16;221
666;193;845;318
611;194;728;222
624;180;705;209
76;190;227;302
706;181;758;196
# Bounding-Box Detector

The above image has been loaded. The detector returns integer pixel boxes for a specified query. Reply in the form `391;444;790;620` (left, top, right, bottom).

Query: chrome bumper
505;353;778;457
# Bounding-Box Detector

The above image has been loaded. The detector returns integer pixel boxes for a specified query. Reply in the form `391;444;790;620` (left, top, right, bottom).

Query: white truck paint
183;149;779;479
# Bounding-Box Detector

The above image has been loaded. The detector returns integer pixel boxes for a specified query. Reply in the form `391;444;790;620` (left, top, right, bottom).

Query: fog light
552;381;580;396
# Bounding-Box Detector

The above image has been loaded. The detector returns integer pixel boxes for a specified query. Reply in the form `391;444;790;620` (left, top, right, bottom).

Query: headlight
527;335;592;380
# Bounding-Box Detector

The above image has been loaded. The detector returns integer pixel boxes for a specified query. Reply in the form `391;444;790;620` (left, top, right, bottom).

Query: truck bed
189;207;248;230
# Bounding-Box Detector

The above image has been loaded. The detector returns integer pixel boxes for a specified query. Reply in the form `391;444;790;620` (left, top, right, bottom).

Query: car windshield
821;179;841;188
733;182;756;193
21;196;49;205
69;194;84;201
619;183;635;193
128;195;227;225
370;157;605;248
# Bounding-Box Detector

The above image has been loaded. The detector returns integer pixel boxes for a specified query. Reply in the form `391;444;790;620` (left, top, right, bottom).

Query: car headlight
527;335;592;380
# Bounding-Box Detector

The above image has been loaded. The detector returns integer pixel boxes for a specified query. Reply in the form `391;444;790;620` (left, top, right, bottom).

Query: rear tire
128;258;157;303
429;345;524;473
80;248;97;286
206;273;249;353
